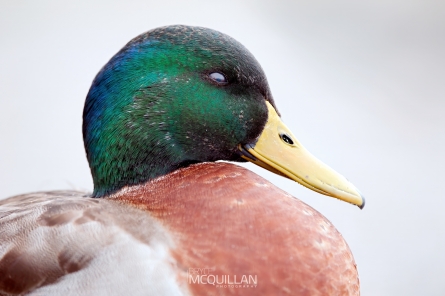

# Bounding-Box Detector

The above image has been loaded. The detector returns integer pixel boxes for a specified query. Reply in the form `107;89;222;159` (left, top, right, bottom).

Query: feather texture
1;163;359;295
0;192;187;295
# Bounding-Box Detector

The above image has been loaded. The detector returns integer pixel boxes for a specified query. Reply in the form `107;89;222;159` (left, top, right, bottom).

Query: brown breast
111;162;359;296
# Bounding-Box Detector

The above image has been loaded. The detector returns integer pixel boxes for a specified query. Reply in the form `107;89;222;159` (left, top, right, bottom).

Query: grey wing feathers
0;192;186;296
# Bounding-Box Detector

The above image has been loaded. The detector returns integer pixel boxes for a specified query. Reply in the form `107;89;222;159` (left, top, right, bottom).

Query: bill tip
358;195;366;210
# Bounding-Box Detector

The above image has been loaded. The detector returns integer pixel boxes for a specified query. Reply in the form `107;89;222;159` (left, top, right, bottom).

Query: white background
1;1;444;295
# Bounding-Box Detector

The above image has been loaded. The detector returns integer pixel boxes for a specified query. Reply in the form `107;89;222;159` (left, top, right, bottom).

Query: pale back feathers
0;192;187;295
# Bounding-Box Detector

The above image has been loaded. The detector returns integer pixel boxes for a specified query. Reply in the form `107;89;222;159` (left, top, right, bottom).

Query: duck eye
209;72;227;84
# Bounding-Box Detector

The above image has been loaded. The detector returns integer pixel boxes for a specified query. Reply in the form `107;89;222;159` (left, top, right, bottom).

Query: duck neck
91;145;194;197
83;69;194;197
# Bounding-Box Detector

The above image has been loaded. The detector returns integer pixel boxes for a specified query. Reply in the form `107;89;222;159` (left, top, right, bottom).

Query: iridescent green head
83;25;276;197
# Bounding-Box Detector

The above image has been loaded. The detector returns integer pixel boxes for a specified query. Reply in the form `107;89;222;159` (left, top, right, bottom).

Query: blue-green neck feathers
83;25;275;197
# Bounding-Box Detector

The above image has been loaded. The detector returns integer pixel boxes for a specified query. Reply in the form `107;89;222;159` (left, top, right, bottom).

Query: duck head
83;25;364;208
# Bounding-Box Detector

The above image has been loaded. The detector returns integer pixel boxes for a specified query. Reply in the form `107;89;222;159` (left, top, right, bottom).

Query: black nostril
280;133;294;145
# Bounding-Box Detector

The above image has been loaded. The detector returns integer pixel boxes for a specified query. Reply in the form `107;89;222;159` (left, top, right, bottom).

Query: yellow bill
239;101;365;209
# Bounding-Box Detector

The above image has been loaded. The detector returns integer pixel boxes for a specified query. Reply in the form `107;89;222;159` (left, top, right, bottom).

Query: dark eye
209;72;228;85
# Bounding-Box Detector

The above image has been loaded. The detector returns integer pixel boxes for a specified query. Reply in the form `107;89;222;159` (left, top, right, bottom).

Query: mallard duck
0;25;364;295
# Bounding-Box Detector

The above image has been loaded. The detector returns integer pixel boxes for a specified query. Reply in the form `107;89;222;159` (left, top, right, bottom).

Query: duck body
0;163;358;295
1;25;364;295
